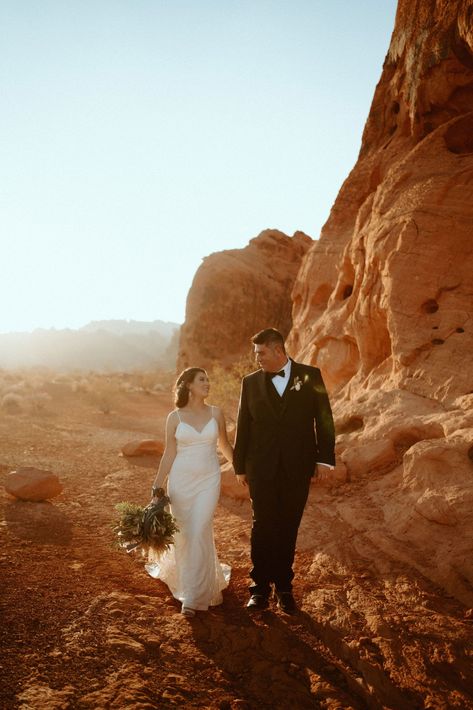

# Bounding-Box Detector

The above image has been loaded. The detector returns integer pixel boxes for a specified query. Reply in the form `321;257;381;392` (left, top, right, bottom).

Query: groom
233;328;335;613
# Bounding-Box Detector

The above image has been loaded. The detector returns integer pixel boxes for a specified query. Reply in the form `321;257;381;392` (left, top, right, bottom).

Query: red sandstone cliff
177;230;312;370
286;0;473;604
288;0;473;401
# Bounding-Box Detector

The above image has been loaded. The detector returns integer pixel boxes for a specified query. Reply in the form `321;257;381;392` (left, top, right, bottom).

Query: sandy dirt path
1;386;472;709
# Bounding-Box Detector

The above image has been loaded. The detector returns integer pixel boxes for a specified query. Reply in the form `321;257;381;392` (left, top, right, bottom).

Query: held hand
315;464;333;482
151;485;165;502
236;474;248;487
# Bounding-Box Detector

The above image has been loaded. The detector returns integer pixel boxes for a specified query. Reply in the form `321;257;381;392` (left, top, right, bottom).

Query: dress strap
176;409;181;422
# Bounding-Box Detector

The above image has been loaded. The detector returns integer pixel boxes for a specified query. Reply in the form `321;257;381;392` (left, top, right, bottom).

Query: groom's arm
312;368;336;467
233;377;250;476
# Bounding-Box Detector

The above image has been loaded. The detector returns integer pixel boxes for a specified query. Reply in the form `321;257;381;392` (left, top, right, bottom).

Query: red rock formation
286;0;473;604
289;1;473;400
178;230;312;370
5;467;63;501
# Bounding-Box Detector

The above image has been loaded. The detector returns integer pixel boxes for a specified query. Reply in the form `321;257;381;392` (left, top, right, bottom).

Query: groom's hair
251;328;286;353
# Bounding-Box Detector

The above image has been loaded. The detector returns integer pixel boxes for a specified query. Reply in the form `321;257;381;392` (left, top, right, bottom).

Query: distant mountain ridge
0;320;180;372
80;319;177;338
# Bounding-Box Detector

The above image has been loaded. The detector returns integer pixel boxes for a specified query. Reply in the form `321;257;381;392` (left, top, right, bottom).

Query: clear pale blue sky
0;0;397;333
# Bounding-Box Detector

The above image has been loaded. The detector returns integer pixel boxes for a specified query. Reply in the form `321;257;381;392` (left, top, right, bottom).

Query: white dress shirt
270;358;292;396
271;359;334;470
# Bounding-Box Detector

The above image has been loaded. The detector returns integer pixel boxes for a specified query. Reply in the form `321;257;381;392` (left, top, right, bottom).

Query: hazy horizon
0;317;181;337
1;1;397;334
0;318;179;370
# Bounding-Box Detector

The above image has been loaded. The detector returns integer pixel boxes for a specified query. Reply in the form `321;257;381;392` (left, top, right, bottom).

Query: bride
146;367;233;616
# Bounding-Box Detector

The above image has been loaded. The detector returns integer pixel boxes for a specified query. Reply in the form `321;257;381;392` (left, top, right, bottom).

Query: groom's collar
272;358;291;379
262;358;291;379
281;358;291;377
259;358;297;375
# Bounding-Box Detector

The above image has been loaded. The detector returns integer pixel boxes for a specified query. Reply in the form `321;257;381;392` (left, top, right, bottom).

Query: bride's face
188;371;210;399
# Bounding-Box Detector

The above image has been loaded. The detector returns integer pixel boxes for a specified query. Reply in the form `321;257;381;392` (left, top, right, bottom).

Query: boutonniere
290;376;303;391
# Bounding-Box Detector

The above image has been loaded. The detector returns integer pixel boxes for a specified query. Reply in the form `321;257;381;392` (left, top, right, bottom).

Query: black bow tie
271;369;285;378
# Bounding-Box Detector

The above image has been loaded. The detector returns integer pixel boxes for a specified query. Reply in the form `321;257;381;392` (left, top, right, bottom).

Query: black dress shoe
246;594;269;610
276;592;297;614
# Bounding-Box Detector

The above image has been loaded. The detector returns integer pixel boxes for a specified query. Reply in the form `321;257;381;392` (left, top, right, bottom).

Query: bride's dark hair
174;367;207;408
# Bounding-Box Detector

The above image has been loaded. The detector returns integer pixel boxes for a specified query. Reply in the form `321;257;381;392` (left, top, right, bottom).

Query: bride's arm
215;407;234;464
151;411;178;495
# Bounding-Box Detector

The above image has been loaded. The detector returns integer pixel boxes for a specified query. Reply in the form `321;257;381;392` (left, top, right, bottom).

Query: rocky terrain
286;0;473;608
1;373;472;709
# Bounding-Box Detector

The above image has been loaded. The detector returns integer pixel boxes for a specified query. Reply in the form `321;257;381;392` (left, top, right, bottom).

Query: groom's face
254;342;284;372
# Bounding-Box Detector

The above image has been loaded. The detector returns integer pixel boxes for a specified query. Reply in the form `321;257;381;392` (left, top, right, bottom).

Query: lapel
257;369;279;419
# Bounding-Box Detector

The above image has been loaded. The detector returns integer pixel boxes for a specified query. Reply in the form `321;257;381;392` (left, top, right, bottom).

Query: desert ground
1;371;472;710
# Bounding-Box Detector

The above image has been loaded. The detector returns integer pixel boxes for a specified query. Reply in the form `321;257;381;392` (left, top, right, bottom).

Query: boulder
5;467;63;501
414;490;458;526
341;439;397;478
402;432;473;491
121;440;164;457
177;229;312;370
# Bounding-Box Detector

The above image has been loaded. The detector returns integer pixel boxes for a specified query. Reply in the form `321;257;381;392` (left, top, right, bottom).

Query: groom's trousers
248;462;311;596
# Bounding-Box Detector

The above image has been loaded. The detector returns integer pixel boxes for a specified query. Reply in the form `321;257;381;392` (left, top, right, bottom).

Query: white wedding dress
145;407;230;610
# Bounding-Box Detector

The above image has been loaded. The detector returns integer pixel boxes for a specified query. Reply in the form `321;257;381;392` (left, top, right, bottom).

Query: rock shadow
3;500;72;546
123;455;161;470
187;589;369;709
272;610;421;710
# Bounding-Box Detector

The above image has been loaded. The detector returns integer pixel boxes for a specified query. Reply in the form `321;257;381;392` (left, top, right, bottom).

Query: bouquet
113;491;178;557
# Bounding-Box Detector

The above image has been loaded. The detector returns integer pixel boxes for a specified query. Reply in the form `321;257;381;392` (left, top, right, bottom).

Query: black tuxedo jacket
233;360;335;483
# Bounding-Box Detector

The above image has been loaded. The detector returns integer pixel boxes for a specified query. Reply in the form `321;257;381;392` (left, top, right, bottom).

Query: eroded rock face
288;3;473;400
285;0;473;604
178;230;312;370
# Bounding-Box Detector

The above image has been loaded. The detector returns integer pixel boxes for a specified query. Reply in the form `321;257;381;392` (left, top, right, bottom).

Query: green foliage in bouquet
113;496;179;557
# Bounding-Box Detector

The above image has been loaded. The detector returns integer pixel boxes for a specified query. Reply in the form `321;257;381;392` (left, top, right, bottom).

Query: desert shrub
119;381;136;393
1;392;24;413
52;374;72;385
137;371;158;393
29;392;52;413
71;378;91;393
29;376;48;392
96;394;113;414
124;369;175;395
86;376;118;413
3;381;28;395
208;354;255;420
